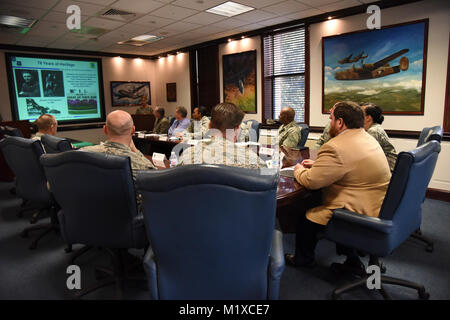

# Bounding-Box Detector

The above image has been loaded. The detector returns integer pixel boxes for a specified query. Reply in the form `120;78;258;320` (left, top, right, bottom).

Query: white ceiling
0;0;378;56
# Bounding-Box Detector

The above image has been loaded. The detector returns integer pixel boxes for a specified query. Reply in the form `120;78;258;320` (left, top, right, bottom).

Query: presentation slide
6;53;105;124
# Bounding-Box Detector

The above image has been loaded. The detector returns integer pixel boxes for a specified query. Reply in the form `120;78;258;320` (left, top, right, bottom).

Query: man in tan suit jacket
285;101;391;270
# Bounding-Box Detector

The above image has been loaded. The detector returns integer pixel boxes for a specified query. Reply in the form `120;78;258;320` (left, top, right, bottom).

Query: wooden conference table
138;133;319;233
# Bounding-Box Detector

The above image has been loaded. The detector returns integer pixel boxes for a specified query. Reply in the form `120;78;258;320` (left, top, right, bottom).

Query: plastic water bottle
169;152;178;167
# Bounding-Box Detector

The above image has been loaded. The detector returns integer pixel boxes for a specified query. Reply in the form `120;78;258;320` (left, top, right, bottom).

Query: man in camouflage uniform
179;102;267;169
82;110;155;207
314;122;331;149
278;107;302;149
153;107;170;134
187;106;210;137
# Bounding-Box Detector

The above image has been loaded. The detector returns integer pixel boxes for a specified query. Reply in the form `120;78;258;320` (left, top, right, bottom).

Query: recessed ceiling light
0;15;37;28
328;16;332;20
206;1;254;17
131;34;157;41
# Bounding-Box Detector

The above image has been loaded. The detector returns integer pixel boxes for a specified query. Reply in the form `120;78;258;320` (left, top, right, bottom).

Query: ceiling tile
76;0;118;6
52;0;106;16
233;9;278;22
150;4;199;20
296;0;339;6
236;0;287;9
212;17;253;29
114;23;154;38
258;15;295;26
84;17;126;29
171;0;225;11
232;23;266;33
0;0;60;11
187;25;227;36
263;0;310;16
163;21;202;33
316;0;361;12
285;8;324;19
42;11;89;24
111;0;165;14
183;12;227;25
16;36;57;47
132;14;176;29
26;21;69;38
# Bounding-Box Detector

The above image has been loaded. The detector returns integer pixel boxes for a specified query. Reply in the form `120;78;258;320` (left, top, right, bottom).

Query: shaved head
279;107;295;124
106;110;133;137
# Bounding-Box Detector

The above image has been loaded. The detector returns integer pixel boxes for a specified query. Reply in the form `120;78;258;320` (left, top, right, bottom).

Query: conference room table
142;140;319;234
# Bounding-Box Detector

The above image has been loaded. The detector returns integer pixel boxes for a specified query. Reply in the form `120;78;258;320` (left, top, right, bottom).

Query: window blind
263;27;306;123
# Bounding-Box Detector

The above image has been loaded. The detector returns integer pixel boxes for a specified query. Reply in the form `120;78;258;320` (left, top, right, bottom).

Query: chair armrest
331;208;393;234
268;230;285;300
143;246;159;300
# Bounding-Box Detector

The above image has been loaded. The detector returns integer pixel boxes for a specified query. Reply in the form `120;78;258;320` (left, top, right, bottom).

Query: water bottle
169;152;178;167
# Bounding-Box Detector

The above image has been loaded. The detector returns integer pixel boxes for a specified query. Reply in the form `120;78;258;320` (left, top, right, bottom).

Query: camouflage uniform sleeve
201;117;210;133
315;122;331;149
367;126;398;172
281;126;302;149
159;120;170;134
187;121;194;133
132;150;156;170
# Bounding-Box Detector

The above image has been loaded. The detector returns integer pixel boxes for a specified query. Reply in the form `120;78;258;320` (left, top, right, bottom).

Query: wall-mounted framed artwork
110;81;150;107
166;82;176;102
322;19;428;115
222;50;257;114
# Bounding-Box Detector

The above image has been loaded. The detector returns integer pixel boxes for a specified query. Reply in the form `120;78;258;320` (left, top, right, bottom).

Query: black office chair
40;150;148;299
297;123;310;148
411;125;444;252
41;134;73;153
0;136;59;249
137;165;284;299
326;141;440;299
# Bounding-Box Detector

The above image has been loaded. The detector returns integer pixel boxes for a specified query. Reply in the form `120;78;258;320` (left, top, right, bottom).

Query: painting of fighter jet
223;50;256;113
110;81;151;107
323;20;428;114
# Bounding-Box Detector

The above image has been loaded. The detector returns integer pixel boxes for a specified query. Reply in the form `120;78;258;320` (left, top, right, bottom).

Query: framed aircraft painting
322;19;428;115
110;81;151;107
223;50;257;114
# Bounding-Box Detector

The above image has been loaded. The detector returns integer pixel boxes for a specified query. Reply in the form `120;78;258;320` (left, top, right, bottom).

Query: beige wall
308;0;450;191
153;52;191;117
219;36;263;122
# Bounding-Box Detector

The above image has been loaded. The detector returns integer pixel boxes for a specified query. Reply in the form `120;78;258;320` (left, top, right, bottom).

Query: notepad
280;166;295;178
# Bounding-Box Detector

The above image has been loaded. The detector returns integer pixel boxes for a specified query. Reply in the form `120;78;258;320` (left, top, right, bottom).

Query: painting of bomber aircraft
110;81;151;107
323;20;428;114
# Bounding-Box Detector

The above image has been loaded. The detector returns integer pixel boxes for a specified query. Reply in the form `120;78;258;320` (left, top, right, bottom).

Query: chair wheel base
419;290;430;300
21;231;28;238
426;245;434;253
29;242;37;250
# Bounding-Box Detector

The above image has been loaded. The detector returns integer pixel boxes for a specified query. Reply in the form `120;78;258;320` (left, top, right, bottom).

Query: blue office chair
136;165;284;300
40;150;148;299
325;141;441;299
0;136;58;249
1;125;23;137
41;134;73;153
244;120;261;142
296;123;309;148
412;125;443;252
417;125;443;147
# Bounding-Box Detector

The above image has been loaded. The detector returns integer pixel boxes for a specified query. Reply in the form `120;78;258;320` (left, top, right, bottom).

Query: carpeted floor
1;181;449;300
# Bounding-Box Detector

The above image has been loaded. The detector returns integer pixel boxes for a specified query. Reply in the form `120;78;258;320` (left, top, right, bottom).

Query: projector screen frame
5;52;106;125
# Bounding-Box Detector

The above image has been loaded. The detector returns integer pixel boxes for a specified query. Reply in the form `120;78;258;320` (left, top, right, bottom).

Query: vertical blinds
263;27;306;122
